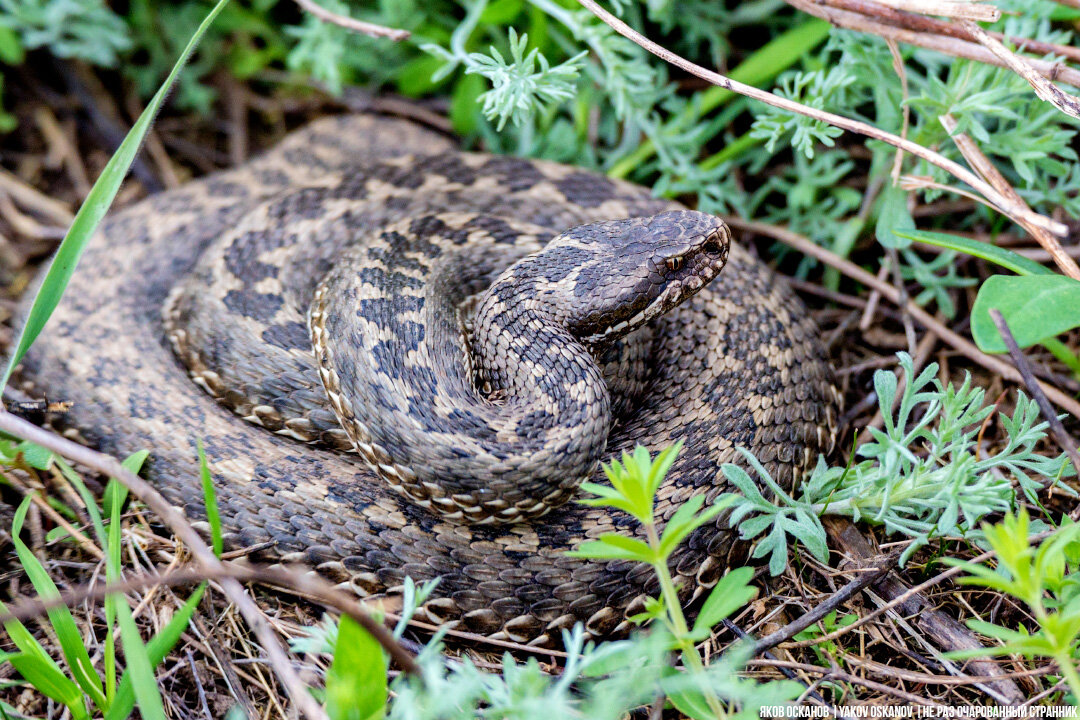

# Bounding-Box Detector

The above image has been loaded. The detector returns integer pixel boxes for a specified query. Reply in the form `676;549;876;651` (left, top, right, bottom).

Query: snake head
561;210;731;347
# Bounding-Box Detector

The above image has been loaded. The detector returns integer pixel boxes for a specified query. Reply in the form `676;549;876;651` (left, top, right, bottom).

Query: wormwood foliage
722;353;1075;574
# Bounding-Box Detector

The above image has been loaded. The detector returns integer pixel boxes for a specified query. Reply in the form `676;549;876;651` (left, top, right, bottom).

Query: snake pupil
666;257;682;272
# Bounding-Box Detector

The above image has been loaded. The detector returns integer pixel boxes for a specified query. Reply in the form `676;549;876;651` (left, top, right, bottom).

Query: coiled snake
16;115;839;645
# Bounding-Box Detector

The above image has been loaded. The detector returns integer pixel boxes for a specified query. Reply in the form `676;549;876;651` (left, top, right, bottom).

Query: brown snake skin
16;115;840;645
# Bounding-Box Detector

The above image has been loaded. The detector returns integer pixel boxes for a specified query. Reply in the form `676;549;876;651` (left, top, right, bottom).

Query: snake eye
666;257;683;272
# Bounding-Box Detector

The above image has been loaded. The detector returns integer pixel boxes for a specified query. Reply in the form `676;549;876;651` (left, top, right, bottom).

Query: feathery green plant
946;509;1080;703
722;352;1075;574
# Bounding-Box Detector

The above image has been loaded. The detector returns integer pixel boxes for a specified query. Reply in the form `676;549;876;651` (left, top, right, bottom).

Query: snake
14;114;840;646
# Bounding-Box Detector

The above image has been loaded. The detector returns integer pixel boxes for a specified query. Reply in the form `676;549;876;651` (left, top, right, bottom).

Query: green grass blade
7;652;89;720
114;600;166;720
104;584;207;720
104;450;148;705
0;0;232;389
10;497;107;712
895;229;1053;277
197;440;223;557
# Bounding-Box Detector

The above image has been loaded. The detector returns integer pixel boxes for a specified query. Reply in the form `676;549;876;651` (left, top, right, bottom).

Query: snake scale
15;115;840;645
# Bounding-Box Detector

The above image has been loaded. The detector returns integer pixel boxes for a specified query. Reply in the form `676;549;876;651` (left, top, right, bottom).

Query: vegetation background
0;0;1079;717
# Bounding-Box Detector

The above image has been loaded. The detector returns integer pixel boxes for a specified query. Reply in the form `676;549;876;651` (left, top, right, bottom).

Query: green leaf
10;497;106;711
875;185;915;249
895;230;1053;277
114;599;166;720
691;567;756;638
325;615;388;720
569;534;656;563
0;26;24;65
7;652;88;719
971;275;1080;353
0;0;233;389
657;495;729;559
197;440;223;557
15;441;52;470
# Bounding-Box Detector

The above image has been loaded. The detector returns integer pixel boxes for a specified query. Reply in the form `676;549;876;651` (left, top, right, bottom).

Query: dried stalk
790;0;1080;91
940;113;1080;280
0;411;332;720
292;0;409;41
963;20;1080;120
724;216;1080;420
576;0;1067;237
870;0;999;22
817;0;1080;63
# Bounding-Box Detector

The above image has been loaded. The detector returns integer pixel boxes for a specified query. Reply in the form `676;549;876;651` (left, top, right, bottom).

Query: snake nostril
702;239;724;255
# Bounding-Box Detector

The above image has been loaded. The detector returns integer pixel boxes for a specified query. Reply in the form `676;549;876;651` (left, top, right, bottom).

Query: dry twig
962;20;1080;120
988;309;1080;483
292;0;410;41
725;216;1080;419
939;113;1080;280
789;0;1080;91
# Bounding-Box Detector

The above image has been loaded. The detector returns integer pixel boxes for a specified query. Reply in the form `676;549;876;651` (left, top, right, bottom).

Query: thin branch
940;113;1080;280
751;561;892;654
292;0;410;41
790;0;1080;91
725;216;1080;420
988;309;1080;484
0;411;329;719
811;0;1080;63
963;20;1080;120
576;0;1068;237
0;559;421;675
870;0;1000;21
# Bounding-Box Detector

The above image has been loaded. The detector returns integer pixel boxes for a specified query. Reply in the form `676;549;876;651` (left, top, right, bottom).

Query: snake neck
309;214;614;525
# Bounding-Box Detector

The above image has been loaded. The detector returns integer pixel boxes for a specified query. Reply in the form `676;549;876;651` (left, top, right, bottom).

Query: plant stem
643;521;727;719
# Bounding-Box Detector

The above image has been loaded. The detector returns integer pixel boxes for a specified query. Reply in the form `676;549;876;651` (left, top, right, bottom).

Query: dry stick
939;113;1080;282
751;561;892;654
963;20;1080;121
0;560;420;675
989;309;1080;483
291;0;410;41
868;0;999;21
816;0;1080;64
823;518;1024;704
791;0;1080;92
723;217;1080;420
0;412;326;720
576;0;1066;238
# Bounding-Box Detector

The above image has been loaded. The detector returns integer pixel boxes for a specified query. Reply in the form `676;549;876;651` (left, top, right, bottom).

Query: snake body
16;115;839;644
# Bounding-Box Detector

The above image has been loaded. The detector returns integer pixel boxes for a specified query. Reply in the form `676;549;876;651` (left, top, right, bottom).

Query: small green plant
290;446;801;719
946;509;1080;703
722;352;1074;574
568;444;803;718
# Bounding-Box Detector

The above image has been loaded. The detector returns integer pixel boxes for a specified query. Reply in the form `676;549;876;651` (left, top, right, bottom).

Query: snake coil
16;115;839;645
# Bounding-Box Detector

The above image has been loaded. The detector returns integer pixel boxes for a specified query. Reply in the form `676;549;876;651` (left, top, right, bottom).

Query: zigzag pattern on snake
15;115;840;646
